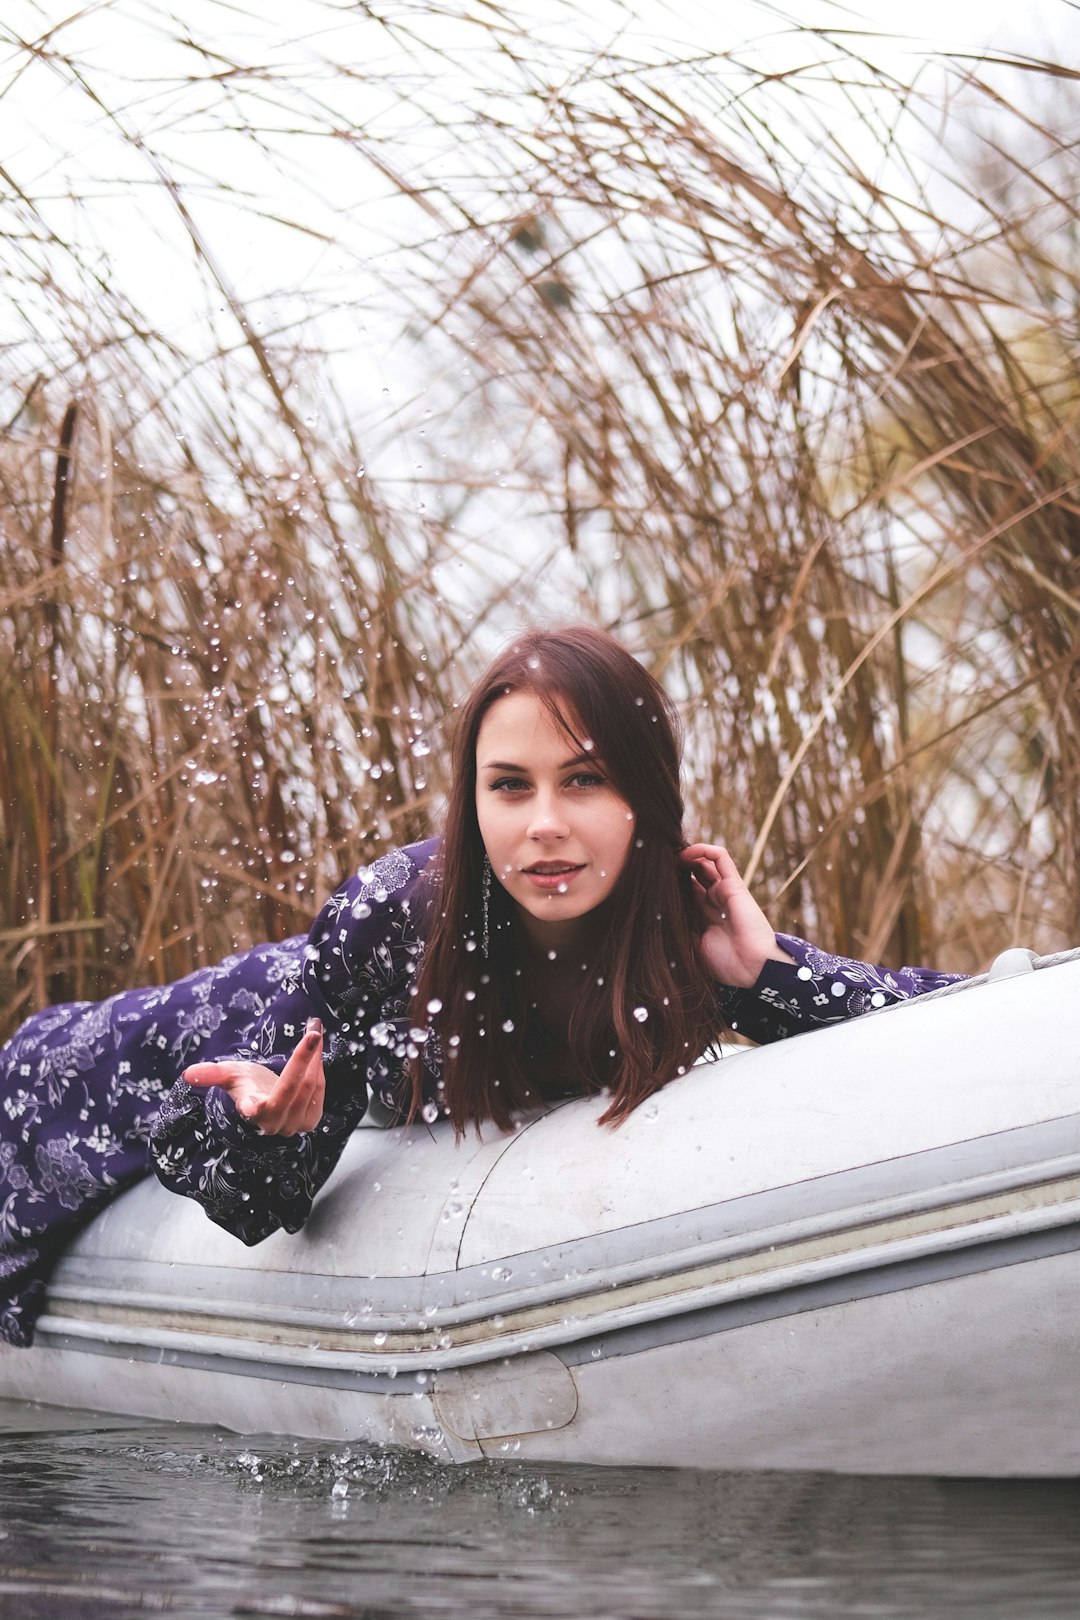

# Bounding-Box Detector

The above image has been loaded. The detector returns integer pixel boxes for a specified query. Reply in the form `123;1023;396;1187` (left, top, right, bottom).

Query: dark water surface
1;1402;1078;1619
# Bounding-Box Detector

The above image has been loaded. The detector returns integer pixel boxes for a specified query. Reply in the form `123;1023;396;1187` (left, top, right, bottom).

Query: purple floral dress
0;835;965;1346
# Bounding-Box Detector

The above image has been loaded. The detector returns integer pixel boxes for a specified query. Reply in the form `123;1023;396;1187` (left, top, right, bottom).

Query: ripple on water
2;1401;1080;1620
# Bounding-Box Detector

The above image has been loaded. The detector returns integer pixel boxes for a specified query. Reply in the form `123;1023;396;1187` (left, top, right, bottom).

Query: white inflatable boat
2;946;1079;1476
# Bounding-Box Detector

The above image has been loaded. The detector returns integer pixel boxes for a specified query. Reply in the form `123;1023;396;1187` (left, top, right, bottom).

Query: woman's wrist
727;944;798;989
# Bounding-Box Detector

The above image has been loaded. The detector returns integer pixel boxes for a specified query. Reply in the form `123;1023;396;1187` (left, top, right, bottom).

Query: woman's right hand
680;843;795;988
183;1016;326;1136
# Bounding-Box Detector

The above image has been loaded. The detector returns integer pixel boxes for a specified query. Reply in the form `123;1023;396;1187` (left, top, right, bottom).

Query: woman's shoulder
354;835;440;913
315;837;441;937
303;838;441;1005
331;836;438;895
348;837;440;901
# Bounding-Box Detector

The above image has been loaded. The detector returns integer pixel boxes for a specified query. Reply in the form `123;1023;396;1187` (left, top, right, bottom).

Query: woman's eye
490;777;529;793
569;771;605;789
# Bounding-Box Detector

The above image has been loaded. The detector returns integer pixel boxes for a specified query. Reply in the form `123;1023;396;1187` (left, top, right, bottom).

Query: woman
0;627;964;1346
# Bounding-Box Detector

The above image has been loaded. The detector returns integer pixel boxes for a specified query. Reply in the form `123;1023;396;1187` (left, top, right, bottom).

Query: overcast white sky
4;0;1074;307
661;0;1073;52
0;0;1073;630
1;0;1075;434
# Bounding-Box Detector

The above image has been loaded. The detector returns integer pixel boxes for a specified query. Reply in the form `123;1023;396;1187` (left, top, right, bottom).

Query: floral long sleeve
149;838;441;1243
0;933;326;1345
714;933;969;1045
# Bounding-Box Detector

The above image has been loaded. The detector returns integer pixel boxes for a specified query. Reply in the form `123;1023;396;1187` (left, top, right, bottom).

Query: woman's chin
512;893;611;952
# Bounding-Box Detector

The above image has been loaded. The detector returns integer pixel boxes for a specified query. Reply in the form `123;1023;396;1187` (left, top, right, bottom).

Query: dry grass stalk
1;4;1078;1040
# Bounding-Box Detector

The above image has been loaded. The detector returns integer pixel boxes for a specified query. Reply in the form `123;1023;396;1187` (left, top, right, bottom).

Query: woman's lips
522;863;585;891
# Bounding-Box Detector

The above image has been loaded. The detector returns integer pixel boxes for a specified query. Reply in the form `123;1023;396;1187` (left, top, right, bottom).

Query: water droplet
491;1264;513;1281
426;997;443;1014
633;1006;649;1022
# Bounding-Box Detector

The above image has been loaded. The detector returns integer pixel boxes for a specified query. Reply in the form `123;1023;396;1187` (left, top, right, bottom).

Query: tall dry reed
1;3;1077;1039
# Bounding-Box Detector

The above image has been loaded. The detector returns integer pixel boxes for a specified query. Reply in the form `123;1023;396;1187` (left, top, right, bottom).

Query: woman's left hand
183;1020;326;1135
680;843;795;988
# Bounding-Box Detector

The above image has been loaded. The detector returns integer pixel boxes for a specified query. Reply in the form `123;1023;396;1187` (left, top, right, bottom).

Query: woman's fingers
182;1059;276;1123
183;1058;278;1121
247;1017;323;1134
681;845;735;915
683;844;744;881
681;849;719;893
256;1019;325;1135
184;1061;250;1090
682;842;725;860
181;1018;326;1136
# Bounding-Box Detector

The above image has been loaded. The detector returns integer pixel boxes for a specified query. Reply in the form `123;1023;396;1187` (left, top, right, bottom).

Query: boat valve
987;948;1038;982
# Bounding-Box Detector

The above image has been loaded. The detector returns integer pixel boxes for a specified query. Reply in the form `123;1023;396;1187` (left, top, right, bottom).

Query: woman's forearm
715;934;969;1045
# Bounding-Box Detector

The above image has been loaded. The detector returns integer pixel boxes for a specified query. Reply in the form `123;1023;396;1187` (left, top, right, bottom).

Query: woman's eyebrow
479;753;600;772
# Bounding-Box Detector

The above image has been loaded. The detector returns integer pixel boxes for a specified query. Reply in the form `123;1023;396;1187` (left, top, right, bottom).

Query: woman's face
475;690;636;949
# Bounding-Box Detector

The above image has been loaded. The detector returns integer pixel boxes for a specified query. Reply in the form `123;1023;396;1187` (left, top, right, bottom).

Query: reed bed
1;2;1077;1038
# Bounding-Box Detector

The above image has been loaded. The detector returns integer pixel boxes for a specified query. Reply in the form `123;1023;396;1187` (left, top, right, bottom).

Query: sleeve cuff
716;936;880;1043
204;1083;266;1145
202;1082;311;1151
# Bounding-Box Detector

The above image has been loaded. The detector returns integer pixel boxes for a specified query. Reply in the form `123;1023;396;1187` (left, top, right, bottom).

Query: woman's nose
527;795;569;839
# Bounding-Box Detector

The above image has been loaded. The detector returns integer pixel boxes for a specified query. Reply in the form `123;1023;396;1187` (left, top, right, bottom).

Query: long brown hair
410;626;724;1132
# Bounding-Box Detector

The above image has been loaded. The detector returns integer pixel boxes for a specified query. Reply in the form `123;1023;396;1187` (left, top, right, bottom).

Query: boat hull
4;1249;1078;1474
2;948;1079;1474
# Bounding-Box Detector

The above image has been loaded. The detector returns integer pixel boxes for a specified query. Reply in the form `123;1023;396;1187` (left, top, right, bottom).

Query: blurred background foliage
1;1;1078;1037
